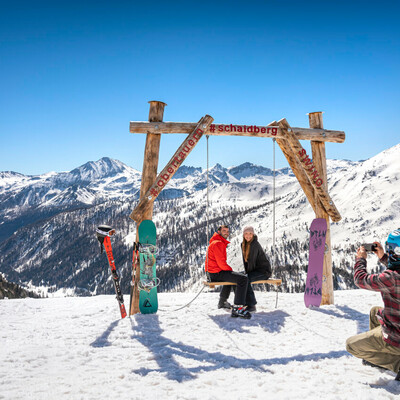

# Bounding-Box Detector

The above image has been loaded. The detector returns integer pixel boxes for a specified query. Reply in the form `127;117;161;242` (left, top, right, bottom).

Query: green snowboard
138;220;158;314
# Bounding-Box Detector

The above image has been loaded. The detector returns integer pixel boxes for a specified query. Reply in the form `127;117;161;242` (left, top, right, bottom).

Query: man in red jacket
205;225;251;319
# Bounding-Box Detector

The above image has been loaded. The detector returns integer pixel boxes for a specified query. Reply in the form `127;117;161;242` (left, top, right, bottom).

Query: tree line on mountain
0;195;361;297
0;274;41;299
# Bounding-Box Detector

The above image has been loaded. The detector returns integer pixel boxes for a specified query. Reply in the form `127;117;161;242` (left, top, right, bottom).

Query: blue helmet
385;228;400;268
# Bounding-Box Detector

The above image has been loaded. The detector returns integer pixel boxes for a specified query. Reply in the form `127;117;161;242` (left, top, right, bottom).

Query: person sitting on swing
205;225;252;319
241;226;272;312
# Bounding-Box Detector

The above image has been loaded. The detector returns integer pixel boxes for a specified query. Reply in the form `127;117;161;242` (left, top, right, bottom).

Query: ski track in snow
1;290;400;400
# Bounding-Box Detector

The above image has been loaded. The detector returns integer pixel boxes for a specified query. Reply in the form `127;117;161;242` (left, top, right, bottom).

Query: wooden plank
278;118;341;223
129;121;345;143
309;112;334;305
203;279;282;289
251;279;282;285
130;114;214;223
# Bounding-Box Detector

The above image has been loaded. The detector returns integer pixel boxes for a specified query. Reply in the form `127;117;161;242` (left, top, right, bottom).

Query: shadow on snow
209;310;290;334
126;313;347;382
311;304;369;334
89;305;399;393
90;319;120;347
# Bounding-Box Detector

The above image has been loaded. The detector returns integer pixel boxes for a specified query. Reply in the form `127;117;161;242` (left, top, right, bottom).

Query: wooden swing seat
203;278;282;289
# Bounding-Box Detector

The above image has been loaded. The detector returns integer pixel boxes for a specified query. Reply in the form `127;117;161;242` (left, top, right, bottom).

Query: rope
159;135;211;313
272;138;279;308
157;282;206;312
206;134;210;245
205;134;211;283
159;136;281;313
272;138;276;270
160;285;206;312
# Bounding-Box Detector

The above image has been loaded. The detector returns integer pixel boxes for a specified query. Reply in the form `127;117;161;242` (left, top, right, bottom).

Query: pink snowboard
304;218;327;308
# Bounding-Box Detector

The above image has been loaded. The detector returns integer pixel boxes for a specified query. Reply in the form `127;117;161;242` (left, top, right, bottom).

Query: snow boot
362;359;389;371
231;306;252;319
218;299;232;309
246;305;257;312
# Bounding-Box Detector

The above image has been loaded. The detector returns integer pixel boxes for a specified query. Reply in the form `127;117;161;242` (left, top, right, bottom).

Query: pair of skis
96;226;127;319
96;220;158;318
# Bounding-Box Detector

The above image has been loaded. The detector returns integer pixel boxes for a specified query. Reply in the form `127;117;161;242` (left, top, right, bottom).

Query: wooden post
309;112;334;305
130;100;166;316
140;101;166;218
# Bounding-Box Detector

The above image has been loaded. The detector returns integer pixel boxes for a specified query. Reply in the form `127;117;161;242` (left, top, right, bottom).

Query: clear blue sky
1;0;399;175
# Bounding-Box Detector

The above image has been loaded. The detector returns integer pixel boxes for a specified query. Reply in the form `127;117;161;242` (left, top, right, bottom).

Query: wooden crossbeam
130;121;345;143
203;279;282;289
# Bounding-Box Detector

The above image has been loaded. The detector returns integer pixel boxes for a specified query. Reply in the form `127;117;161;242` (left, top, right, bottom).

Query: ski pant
208;271;248;306
346;306;400;373
245;270;272;306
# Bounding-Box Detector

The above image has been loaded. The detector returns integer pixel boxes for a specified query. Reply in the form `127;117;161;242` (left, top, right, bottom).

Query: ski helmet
96;225;114;237
385;228;400;269
96;225;115;253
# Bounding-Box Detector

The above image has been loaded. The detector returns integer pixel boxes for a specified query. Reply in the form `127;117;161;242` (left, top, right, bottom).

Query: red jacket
205;233;232;273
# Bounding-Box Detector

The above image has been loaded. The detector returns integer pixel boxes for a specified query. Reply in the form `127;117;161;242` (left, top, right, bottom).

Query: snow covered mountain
0;144;399;296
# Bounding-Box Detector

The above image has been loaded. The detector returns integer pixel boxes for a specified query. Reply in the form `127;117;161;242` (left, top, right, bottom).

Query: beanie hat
386;228;400;270
243;226;254;234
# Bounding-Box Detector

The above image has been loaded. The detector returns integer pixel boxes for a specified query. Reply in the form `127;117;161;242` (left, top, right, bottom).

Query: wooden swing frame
128;101;345;315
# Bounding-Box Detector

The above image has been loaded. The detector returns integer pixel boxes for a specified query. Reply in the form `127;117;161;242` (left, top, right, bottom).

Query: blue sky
1;0;399;175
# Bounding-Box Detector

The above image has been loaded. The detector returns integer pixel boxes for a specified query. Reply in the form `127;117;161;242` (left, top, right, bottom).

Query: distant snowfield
1;290;400;400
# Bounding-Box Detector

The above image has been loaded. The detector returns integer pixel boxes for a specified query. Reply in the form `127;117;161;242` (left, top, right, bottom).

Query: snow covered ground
1;290;400;400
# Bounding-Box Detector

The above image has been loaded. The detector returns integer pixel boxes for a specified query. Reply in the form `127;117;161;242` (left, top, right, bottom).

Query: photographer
346;229;400;379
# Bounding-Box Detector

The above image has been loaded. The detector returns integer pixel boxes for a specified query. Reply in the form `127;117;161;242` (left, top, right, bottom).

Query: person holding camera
346;229;400;380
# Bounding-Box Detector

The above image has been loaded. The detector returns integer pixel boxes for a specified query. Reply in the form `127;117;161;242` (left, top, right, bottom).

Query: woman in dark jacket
241;226;272;311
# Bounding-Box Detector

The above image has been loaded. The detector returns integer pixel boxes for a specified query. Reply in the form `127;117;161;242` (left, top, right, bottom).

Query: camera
362;243;377;252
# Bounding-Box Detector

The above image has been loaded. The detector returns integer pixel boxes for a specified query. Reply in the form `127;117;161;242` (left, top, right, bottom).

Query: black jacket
242;235;272;276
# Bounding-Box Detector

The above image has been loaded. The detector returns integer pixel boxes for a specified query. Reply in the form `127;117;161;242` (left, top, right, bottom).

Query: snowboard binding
139;243;158;255
138;277;160;293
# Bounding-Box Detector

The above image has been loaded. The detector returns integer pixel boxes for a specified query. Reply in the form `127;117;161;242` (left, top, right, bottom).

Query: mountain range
0;143;399;297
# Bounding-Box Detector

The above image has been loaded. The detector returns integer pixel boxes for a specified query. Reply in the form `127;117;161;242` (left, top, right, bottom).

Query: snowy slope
1;290;400;400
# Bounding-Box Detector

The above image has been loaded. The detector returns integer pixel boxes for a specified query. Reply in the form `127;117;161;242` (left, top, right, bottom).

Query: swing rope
206;134;210;244
272;138;276;270
263;138;279;307
272;138;279;308
165;135;280;312
160;135;211;312
205;134;211;282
